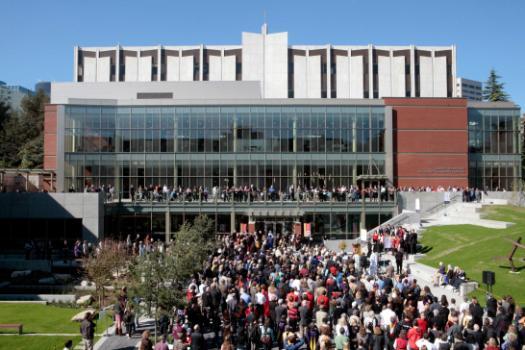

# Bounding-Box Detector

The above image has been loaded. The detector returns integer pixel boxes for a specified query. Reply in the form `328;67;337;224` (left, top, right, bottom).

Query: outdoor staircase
421;202;514;229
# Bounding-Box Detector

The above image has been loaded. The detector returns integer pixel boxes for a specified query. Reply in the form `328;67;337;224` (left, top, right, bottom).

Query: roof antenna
261;10;268;34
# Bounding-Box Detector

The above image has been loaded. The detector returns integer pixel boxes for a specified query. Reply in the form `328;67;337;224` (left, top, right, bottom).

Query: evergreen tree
0;90;48;168
0;100;10;128
483;69;509;102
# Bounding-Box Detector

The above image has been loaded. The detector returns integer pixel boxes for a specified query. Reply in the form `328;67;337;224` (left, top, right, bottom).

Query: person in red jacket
407;320;422;350
316;290;329;309
394;330;408;350
416;313;428;334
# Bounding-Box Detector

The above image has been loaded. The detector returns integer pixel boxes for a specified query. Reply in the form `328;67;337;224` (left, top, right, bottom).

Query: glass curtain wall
468;108;521;190
63;105;386;193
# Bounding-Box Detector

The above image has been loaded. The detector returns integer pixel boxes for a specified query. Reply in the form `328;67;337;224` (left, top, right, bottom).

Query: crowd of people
74;183;497;206
432;263;468;291
78;183;398;204
111;227;525;350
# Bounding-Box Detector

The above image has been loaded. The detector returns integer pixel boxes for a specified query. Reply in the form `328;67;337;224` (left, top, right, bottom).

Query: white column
137;51;140;81
452;45;457;97
368;45;373;99
221;49;224;80
306;49;309;94
326;45;331;99
95;49;99;82
74;47;79;82
431;50;435;97
348;48;352;97
410;45;416;97
116;45;120;82
388;50;390;96
158;46;162;81
199;45;204;81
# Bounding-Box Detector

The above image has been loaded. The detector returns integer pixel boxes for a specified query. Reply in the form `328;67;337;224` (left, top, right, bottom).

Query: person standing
139;330;154;350
335;328;349;350
80;312;95;350
154;334;169;350
407;320;422;350
191;324;207;350
395;249;404;274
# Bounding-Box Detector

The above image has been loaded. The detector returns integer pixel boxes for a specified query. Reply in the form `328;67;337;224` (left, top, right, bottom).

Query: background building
0;81;34;111
74;25;457;99
456;77;482;101
35;81;52;96
1;26;516;244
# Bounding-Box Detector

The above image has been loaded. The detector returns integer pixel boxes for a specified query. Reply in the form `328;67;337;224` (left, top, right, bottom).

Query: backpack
260;326;272;345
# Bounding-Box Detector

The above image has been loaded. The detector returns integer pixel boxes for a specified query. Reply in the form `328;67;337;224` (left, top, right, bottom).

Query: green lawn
0;304;113;350
419;205;525;305
0;304;82;334
0;336;82;350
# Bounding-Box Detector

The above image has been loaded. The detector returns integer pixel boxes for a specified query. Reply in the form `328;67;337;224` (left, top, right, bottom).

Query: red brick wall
384;98;469;188
43;104;57;170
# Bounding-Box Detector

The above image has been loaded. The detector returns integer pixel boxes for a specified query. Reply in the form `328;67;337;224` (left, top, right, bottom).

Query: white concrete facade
456;77;482;101
74;26;456;99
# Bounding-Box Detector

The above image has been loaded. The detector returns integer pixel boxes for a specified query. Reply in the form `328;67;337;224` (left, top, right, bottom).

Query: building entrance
254;217;296;235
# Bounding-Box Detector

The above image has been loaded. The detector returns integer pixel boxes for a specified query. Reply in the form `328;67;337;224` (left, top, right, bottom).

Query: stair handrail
422;192;462;217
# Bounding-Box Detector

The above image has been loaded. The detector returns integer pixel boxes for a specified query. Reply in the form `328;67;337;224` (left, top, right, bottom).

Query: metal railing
422;192;462;217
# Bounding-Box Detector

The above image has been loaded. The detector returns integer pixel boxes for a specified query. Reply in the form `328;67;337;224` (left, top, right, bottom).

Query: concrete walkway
95;319;155;350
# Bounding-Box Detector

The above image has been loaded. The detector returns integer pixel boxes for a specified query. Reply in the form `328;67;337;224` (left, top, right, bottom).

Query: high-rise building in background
0;81;34;111
74;25;457;99
35;81;52;96
456;77;482;101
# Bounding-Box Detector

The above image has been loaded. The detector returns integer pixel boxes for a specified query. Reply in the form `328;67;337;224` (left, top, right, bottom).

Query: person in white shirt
416;334;435;350
379;304;397;328
459;296;470;314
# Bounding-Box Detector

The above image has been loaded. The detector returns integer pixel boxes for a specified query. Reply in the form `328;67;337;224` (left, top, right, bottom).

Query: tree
130;215;216;340
483;69;509;102
84;240;128;308
0;100;10;128
19;134;43;169
0;90;48;168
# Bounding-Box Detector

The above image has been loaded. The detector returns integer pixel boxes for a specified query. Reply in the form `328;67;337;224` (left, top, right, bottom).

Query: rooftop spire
261;10;268;34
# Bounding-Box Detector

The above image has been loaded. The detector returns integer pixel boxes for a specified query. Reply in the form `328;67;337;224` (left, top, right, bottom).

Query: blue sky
1;0;524;108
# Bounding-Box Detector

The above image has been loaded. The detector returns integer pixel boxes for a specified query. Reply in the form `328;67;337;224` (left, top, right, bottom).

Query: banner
294;222;302;237
303;223;311;238
248;221;256;233
240;223;247;233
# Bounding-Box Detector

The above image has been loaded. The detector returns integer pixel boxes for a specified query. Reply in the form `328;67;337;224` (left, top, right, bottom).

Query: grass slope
419;205;525;305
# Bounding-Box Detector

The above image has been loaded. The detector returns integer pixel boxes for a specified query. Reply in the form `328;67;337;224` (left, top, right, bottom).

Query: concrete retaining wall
484;191;523;206
398;192;462;213
0;192;104;241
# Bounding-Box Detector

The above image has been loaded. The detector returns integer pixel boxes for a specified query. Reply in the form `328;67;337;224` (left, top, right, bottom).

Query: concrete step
481;198;509;205
424;217;513;229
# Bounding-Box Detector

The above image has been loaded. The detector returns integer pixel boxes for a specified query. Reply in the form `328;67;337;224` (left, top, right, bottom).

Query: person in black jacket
395;249;404;275
486;294;498;318
191;325;207;350
371;326;386;350
469;297;484;327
